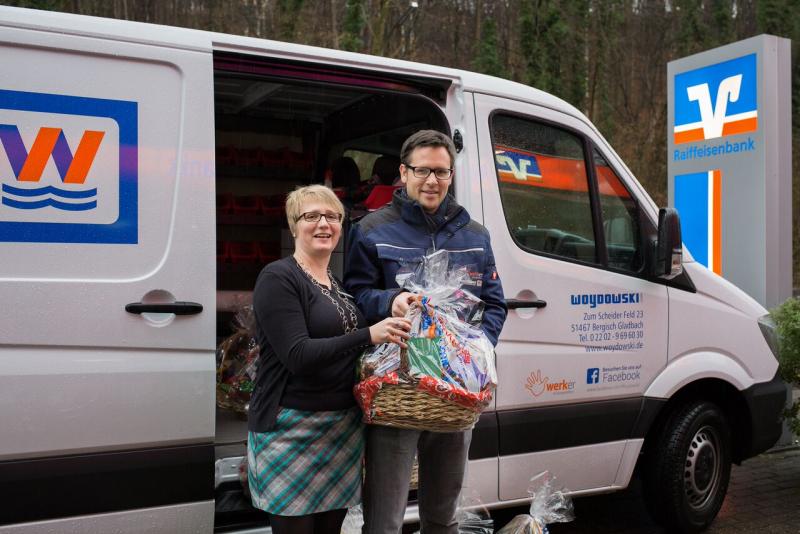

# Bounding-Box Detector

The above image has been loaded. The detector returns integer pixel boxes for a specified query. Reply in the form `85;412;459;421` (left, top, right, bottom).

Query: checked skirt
247;406;364;516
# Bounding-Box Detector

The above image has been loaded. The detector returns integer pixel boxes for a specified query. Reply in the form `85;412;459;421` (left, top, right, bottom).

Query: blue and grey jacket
344;190;507;345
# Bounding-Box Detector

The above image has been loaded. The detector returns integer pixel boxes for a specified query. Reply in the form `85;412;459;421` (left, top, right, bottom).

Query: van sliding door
211;48;468;526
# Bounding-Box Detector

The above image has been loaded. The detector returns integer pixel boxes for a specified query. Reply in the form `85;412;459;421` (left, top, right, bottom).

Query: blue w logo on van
570;292;641;308
0;89;138;244
0;124;103;211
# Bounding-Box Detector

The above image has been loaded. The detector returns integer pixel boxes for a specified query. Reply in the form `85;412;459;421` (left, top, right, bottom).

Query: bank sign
673;53;757;146
667;35;791;309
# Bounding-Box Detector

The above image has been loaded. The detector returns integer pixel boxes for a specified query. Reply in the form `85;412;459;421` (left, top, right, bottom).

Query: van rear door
0;9;216;530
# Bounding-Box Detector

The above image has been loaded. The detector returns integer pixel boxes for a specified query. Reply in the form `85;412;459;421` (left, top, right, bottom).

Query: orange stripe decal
674;128;705;144
64;130;104;184
595;166;631;198
17;127;61;182
495;145;630;198
722;117;758;137
712;170;722;275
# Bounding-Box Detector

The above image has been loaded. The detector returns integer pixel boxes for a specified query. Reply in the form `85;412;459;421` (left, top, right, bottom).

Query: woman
247;184;411;534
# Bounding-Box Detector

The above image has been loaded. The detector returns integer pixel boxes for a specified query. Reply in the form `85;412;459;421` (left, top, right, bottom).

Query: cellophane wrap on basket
355;250;498;430
496;471;575;534
216;306;259;415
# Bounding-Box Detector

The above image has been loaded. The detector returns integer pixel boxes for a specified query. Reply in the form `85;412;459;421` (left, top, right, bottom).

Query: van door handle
506;298;547;309
125;302;204;315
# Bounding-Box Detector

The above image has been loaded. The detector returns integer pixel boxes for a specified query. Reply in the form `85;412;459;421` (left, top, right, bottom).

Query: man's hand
391;292;416;317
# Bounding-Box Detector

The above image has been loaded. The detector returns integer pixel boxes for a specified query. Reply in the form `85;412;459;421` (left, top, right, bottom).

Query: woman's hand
369;317;412;348
391;292;417;317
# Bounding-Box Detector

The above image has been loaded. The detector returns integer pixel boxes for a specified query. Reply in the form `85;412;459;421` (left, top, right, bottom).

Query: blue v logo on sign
674;54;757;144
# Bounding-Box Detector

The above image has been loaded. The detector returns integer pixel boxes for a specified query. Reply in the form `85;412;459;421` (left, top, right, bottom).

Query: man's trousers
362;424;472;534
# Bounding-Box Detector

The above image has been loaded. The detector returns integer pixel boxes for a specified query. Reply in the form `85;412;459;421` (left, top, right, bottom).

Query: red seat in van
229;241;258;264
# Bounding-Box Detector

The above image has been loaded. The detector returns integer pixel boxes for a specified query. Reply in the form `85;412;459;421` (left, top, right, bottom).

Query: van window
343;149;381;182
593;149;643;272
491;114;597;264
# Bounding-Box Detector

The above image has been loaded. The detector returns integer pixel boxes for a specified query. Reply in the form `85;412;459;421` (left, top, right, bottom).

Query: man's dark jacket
344;190;507;345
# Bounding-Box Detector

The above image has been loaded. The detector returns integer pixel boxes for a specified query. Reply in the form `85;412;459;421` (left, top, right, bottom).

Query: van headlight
758;314;779;361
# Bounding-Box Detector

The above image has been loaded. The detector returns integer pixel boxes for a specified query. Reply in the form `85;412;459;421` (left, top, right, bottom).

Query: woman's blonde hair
285;184;345;235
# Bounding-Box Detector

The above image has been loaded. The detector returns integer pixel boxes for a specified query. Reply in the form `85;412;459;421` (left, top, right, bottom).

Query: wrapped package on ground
454;488;494;534
354;250;497;431
496;471;574;534
411;488;493;534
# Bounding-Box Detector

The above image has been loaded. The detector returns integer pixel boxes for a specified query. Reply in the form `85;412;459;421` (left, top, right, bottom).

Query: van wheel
643;401;731;533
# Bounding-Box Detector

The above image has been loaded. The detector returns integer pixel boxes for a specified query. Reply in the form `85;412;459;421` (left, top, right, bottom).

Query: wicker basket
368;382;481;432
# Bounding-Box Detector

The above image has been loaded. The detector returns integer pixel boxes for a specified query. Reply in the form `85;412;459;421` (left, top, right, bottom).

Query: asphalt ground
489;447;800;533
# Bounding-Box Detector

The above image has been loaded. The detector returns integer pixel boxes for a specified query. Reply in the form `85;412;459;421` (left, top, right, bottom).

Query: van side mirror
654;207;683;279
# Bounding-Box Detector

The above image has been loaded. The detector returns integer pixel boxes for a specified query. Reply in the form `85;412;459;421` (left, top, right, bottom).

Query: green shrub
771;297;800;436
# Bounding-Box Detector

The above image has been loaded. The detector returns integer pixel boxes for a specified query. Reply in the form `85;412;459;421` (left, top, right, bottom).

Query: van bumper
742;371;789;458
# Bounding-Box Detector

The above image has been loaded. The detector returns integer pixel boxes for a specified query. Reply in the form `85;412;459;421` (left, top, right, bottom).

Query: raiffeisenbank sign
667;35;791;309
673;53;757;155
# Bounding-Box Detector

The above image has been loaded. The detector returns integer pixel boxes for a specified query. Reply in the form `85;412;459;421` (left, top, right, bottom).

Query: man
345;130;507;533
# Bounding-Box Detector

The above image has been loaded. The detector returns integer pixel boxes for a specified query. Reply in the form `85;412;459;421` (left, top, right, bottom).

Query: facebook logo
587;368;600;384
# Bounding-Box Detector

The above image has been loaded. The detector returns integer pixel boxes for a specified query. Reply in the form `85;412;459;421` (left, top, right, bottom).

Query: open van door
472;93;669;500
210;44;466;528
0;10;216;531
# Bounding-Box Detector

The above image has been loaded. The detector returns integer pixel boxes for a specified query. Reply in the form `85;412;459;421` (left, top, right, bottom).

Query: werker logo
0;89;137;244
524;369;575;397
674;53;757;144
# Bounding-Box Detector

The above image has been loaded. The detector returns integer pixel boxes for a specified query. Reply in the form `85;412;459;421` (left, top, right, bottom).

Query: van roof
0;5;588;125
211;34;586;120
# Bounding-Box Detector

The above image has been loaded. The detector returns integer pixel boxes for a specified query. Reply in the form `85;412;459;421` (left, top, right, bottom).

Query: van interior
212;52;449;529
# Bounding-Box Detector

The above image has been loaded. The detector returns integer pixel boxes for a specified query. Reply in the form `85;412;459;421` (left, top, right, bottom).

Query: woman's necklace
294;256;359;333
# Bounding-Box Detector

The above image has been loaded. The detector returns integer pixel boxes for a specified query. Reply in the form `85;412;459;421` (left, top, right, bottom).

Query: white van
0;6;787;534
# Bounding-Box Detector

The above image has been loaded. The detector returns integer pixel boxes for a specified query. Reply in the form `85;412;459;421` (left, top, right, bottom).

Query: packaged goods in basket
496;471;574;534
354;250;497;431
216;306;259;415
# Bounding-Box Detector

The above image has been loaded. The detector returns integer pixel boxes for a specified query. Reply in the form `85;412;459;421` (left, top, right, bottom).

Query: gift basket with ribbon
216;306;259;416
354;250;497;431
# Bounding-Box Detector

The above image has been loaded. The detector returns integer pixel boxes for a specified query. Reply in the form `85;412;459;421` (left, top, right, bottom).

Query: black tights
268;508;348;534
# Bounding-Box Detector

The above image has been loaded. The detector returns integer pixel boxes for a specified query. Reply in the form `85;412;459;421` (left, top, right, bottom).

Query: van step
215;482;268;532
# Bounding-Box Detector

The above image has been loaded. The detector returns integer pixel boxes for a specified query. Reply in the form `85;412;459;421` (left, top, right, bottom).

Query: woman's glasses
295;212;343;224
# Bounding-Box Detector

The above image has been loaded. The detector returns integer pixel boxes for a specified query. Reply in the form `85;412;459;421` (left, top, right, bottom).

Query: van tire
642;400;731;533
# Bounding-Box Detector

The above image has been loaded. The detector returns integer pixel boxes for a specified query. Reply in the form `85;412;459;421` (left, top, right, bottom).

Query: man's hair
400;130;456;168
